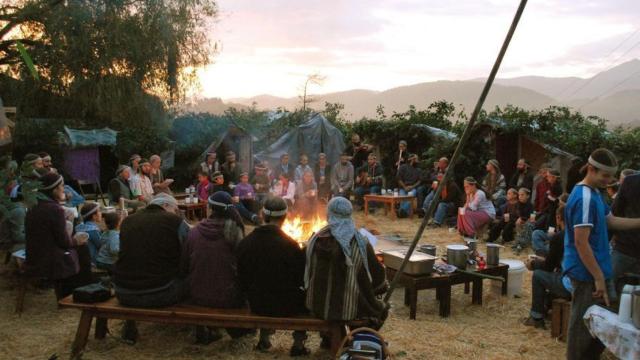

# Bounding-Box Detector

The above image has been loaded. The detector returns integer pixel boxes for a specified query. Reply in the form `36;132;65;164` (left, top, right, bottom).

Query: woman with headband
457;176;496;238
180;191;248;344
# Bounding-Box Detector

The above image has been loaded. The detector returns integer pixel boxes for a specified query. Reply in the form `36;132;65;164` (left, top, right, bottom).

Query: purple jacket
233;182;255;199
25;198;79;279
180;217;245;308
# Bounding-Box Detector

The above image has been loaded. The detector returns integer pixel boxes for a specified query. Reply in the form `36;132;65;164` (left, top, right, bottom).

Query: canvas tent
59;126;118;199
196;121;254;173
255;113;346;168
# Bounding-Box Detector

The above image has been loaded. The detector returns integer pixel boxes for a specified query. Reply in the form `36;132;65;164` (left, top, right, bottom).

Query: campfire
281;214;327;246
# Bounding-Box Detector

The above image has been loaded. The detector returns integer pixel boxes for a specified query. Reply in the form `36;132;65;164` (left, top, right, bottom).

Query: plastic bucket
491;259;526;297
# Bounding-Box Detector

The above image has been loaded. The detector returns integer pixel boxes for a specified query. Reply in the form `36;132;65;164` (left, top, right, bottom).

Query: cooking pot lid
447;244;469;250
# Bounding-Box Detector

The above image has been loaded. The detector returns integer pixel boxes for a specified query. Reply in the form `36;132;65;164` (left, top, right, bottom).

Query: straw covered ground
2;211;608;359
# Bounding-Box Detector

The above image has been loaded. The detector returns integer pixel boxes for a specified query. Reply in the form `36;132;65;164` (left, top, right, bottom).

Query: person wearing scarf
180;191;250;344
304;197;389;332
482;159;507;208
75;202;103;265
25;173;92;299
236;196;309;356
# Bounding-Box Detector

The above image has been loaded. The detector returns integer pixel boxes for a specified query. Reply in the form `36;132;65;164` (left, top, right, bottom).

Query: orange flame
282;214;327;246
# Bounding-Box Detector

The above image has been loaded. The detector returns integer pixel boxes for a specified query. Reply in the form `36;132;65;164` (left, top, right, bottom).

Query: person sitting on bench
237;196;309;356
113;193;190;343
304;197;389;334
108;165;144;211
25;173;93;299
75;202;103;266
180;191;251;344
522;204;571;329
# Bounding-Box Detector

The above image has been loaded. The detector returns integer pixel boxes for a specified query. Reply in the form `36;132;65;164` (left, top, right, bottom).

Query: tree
298;73;325;111
0;0;218;161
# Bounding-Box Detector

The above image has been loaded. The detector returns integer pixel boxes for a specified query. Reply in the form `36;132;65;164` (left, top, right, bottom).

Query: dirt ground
1;211;580;360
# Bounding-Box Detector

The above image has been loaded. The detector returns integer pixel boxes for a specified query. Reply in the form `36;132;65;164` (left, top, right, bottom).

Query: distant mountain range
190;59;640;127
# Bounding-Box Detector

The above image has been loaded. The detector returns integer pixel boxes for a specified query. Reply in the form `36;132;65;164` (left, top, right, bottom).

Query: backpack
337;327;390;360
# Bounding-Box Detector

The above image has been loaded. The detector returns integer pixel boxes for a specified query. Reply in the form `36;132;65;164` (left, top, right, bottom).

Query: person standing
563;148;640;360
397;154;424;217
345;133;373;169
509;158;534;191
610;172;640;296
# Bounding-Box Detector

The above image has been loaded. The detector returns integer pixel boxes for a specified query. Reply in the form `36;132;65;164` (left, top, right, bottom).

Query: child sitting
488;188;519;243
95;212;122;272
513;188;535;253
75;202;103;265
196;171;211;202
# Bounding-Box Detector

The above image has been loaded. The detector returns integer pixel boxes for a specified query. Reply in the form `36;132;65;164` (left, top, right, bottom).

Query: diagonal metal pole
383;0;529;305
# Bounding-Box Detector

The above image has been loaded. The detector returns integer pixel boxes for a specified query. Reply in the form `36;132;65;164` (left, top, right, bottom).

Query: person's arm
606;214;640;231
109;234;120;256
468;192;482;211
574;226;609;305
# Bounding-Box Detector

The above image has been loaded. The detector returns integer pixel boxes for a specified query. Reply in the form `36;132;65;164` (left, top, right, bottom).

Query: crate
551;298;571;341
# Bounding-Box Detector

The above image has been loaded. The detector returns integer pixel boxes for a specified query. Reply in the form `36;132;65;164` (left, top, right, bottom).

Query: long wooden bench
59;296;365;359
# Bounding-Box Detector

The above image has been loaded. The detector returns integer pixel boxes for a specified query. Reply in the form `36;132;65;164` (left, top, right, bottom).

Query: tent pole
382;0;529;307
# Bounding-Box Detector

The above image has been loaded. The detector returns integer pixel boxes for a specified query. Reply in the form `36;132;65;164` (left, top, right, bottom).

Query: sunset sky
194;0;640;100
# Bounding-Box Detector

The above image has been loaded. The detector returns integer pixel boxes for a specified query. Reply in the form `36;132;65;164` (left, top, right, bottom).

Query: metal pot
382;249;437;275
486;244;501;266
447;244;469;269
418;244;437;256
633;290;640;329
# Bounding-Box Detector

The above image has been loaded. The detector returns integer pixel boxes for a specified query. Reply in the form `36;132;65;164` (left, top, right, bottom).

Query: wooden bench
551;298;571;342
58;296;365;359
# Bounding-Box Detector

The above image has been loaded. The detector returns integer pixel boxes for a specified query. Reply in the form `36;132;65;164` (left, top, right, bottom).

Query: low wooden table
363;194;417;219
386;263;509;319
178;201;207;220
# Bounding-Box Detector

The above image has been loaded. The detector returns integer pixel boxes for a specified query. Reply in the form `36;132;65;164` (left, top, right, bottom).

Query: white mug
381;189;386;195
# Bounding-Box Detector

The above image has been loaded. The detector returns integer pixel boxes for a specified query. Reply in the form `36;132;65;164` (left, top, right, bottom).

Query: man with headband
113;193;189;343
236;196;309;356
563;148;640;360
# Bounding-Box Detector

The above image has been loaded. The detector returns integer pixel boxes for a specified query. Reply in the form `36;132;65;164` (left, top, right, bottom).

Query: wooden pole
383;0;529;305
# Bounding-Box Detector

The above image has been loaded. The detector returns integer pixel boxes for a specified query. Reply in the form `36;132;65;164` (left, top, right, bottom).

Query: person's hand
525;258;534;271
593;276;610;307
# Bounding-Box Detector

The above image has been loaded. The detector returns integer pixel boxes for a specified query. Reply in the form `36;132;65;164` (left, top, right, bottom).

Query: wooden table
363;194;417;219
386;263;509;319
178;201;207;220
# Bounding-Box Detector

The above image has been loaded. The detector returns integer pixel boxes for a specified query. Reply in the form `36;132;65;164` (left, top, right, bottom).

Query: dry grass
0;212;571;360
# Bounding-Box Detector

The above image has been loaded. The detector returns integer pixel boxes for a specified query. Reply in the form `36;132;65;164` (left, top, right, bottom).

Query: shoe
290;346;311;357
195;327;223;345
319;336;331;349
522;316;546;329
255;339;272;352
121;321;138;345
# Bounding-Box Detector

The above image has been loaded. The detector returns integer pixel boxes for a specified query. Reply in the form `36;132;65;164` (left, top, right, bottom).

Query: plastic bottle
619;285;634;323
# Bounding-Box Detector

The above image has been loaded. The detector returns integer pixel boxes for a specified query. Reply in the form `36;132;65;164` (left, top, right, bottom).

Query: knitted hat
211;171;223;181
40;173;63;191
208;191;233;213
487;159;501;171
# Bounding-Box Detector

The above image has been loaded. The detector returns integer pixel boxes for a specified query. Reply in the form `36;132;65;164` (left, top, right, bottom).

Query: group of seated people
112;193;388;355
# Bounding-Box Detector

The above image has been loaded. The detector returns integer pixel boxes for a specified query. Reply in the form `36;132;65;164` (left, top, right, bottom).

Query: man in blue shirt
563;148;640;360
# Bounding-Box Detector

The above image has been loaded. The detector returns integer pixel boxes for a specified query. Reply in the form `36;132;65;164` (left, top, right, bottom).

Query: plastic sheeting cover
255;113;345;167
62;126;117;148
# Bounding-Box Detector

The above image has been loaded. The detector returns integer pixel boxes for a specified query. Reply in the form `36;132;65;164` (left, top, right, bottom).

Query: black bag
72;283;112;303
